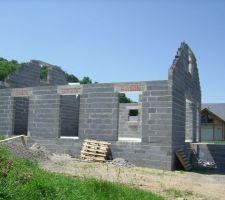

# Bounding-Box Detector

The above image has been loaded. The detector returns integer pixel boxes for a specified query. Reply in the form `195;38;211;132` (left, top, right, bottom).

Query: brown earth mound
1;142;50;162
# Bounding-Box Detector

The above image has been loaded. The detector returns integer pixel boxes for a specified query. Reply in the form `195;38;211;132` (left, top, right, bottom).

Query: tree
0;58;21;81
118;93;133;103
65;73;79;83
79;76;92;84
40;66;48;82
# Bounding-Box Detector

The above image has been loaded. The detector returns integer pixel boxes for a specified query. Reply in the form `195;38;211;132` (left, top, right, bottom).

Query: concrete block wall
47;66;68;85
0;81;4;89
28;86;60;139
0;89;14;136
141;80;173;170
111;142;172;169
0;81;9;89
0;81;175;170
13;97;29;135
6;62;41;88
169;42;201;169
79;83;119;141
118;103;141;138
43;81;174;170
60;95;79;137
30;60;68;85
25;138;173;170
27;137;83;155
3;60;68;88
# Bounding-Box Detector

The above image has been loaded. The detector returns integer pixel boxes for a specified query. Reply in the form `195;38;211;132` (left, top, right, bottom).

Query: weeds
0;156;13;177
0;136;5;141
164;188;193;198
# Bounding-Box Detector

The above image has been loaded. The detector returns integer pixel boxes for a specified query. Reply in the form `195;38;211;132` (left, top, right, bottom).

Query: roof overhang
201;108;225;123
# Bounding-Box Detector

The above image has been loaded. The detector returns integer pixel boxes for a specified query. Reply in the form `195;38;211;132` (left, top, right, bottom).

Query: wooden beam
0;135;26;146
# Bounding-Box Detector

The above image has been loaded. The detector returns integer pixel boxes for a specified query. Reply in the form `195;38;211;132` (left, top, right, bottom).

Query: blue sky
0;0;225;103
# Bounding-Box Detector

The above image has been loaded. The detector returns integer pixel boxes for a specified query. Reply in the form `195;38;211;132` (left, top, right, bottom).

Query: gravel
108;158;135;168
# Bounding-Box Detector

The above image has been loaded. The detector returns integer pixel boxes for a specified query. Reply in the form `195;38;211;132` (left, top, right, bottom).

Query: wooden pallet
80;139;111;162
176;149;193;171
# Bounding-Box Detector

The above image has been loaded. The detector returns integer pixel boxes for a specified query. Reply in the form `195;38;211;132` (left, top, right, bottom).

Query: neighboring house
201;104;225;141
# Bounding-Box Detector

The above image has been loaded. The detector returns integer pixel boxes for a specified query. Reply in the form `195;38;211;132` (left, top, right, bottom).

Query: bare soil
40;154;225;200
2;143;225;200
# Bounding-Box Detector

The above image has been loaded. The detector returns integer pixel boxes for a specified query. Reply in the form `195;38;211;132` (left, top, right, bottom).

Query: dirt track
40;154;225;200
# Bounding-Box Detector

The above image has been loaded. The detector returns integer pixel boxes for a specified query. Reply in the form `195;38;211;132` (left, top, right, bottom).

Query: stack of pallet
80;139;111;162
176;148;193;171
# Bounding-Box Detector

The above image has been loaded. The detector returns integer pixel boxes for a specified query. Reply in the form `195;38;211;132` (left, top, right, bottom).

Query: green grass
0;146;164;200
201;140;225;144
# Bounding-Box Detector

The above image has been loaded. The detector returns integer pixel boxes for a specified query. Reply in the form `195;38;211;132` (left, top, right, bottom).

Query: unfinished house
0;42;201;170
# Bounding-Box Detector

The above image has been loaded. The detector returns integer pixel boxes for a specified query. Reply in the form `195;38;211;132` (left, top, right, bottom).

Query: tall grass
0;146;164;200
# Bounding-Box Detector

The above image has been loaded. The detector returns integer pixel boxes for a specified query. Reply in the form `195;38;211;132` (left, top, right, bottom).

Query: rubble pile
1;142;50;162
197;159;216;169
108;158;135;168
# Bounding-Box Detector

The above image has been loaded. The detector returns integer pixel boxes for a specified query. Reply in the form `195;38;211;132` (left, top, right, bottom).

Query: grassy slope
0;146;164;200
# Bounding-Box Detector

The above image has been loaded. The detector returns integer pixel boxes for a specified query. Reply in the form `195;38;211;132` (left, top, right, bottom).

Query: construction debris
197;159;216;169
108;158;135;168
80;139;111;162
1;142;50;162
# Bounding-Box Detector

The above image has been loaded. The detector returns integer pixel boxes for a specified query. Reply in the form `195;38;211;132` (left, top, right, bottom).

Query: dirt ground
40;154;225;200
2;142;225;200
